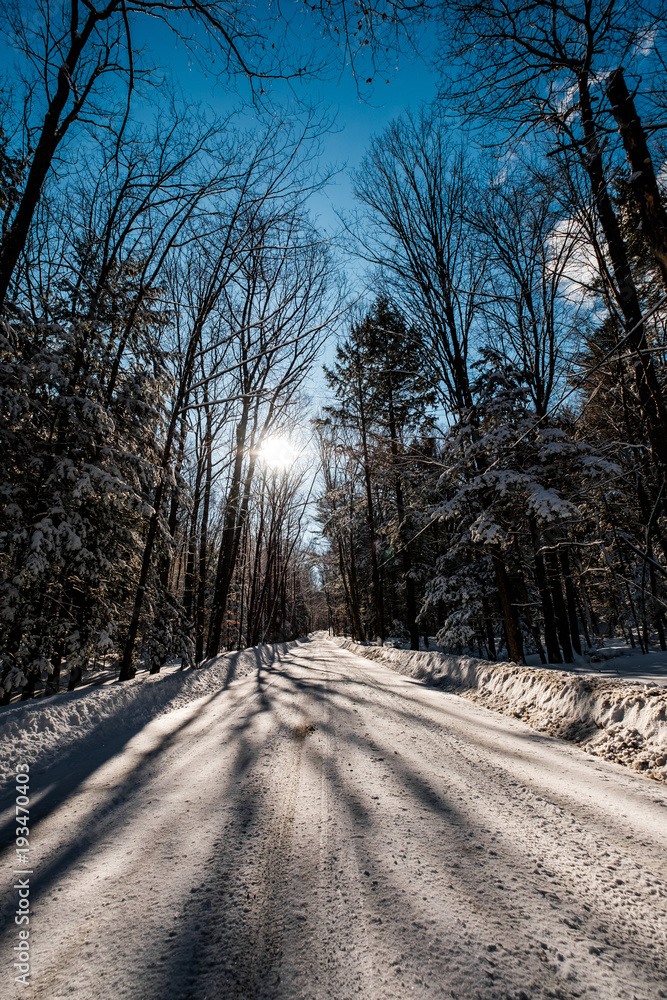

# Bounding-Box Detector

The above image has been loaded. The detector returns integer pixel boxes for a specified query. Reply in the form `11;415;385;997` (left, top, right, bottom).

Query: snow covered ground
0;642;298;787
0;635;665;1000
524;640;667;687
329;636;667;782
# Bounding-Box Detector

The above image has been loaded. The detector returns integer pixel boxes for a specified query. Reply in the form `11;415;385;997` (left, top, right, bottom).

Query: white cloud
633;25;658;58
548;216;601;306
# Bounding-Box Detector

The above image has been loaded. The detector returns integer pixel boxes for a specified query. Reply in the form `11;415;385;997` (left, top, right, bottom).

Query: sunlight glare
258;436;298;469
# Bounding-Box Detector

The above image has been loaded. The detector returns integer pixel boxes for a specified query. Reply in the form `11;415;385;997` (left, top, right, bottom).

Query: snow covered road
2;635;666;1000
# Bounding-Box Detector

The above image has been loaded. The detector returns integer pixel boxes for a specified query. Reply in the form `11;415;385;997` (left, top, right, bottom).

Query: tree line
0;0;429;698
3;0;667;697
316;1;667;664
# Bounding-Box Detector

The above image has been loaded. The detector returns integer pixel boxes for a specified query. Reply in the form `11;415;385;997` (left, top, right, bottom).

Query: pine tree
321;298;436;647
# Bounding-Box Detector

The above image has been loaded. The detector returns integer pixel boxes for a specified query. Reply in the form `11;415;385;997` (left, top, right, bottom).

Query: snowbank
331;637;667;782
0;641;299;786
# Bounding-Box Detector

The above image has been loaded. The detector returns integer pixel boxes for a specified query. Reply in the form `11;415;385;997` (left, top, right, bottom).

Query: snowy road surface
1;636;666;1000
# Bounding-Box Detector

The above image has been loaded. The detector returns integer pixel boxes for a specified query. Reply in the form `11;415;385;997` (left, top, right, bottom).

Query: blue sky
126;10;441;388
0;5;441;408
128;10;440;235
1;5;439;262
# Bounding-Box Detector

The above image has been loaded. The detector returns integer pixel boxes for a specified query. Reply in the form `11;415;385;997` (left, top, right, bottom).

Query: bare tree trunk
491;549;524;663
119;484;165;679
206;401;250;657
347;503;365;641
183;480;202;623
579;74;667;472
160;412;187;592
529;518;562;663
649;552;667;651
544;547;574;663
357;377;384;644
0;6;116;307
605;68;667;291
387;381;419;649
614;531;647;653
119;328;199;678
559;547;582;656
336;537;357;638
192;405;213;661
237;521;250;650
514;562;546;664
249;520;266;647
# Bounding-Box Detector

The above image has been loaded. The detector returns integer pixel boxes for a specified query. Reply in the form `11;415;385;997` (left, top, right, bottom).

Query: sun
258;435;298;469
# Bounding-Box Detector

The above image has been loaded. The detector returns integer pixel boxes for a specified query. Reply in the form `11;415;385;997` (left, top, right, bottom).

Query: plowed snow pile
0;641;298;785
331;637;667;781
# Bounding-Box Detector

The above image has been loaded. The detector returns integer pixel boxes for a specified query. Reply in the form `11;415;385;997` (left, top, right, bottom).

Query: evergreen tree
320;298;436;647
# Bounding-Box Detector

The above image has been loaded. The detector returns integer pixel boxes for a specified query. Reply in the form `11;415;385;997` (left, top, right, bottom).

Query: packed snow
1;635;665;1000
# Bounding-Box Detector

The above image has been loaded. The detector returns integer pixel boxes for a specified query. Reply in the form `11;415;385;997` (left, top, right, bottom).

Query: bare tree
0;0;430;307
243;457;314;647
118;119;333;677
438;0;667;470
474;163;583;417
314;423;366;641
605;66;667;291
205;211;335;658
352;109;483;414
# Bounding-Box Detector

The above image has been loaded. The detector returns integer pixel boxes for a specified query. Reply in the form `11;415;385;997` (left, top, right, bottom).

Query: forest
2;0;667;699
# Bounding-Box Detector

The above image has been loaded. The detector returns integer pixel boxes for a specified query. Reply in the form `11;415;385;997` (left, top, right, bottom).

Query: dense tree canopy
3;0;667;701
